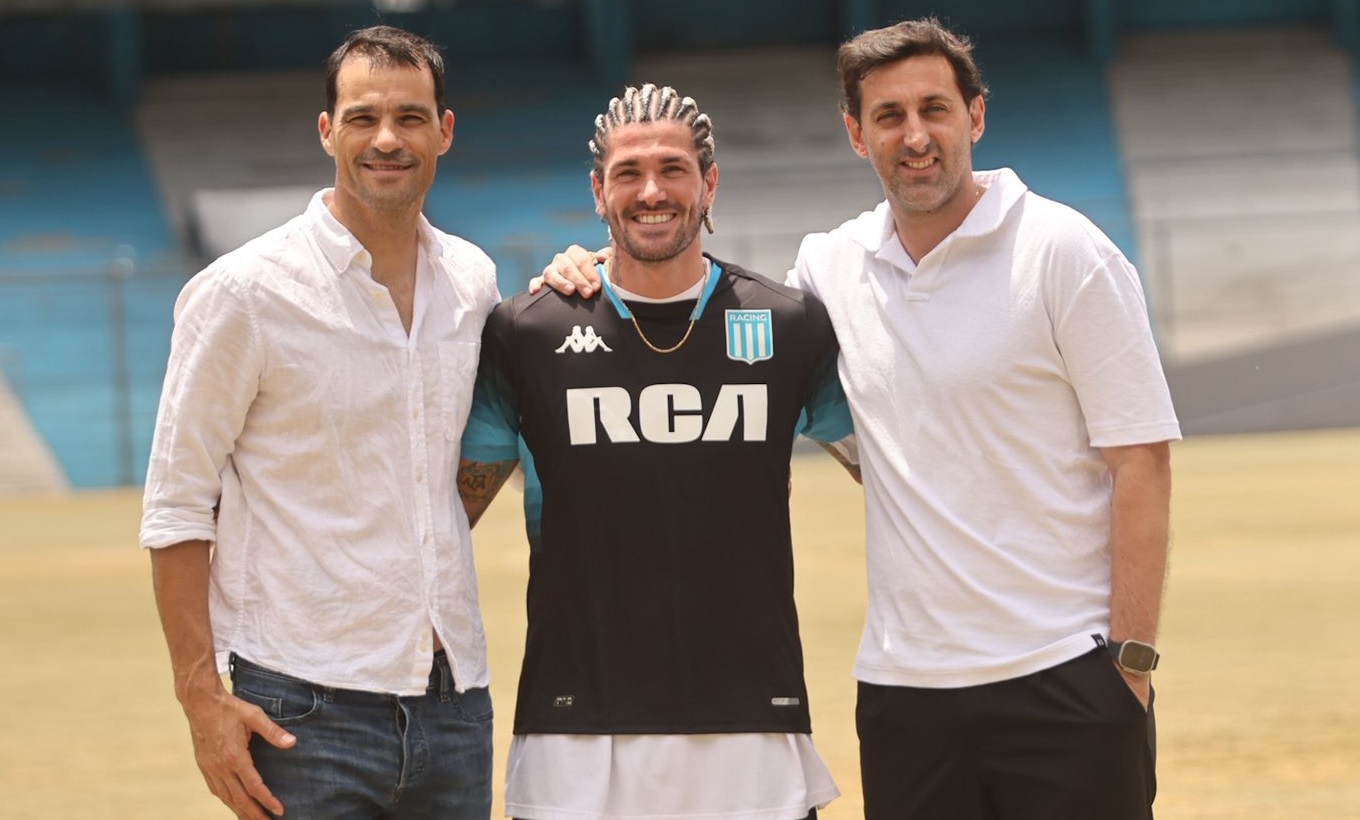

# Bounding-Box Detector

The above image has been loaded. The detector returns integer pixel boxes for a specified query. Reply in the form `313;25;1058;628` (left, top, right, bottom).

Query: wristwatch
1108;639;1160;674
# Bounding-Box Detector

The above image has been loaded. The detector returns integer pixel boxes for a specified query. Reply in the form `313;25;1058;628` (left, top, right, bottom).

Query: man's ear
438;109;455;156
843;112;869;159
319;111;335;157
591;171;605;218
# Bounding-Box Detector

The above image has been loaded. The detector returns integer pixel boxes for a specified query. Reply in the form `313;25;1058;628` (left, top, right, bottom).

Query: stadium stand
0;31;1188;488
0;359;66;493
0;86;181;489
1109;26;1360;363
4;2;1359;489
1110;26;1360;434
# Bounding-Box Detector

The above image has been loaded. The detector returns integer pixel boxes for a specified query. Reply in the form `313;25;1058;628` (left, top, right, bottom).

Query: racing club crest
725;309;773;364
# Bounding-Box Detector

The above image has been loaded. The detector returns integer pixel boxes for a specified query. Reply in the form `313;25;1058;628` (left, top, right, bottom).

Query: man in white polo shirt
794;18;1180;820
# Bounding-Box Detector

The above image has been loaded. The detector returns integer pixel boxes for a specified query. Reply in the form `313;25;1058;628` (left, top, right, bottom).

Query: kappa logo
555;325;613;354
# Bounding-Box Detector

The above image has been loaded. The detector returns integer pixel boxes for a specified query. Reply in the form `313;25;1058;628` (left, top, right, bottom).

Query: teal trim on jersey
795;353;855;445
596;258;720;320
461;360;521;464
461;361;543;552
517;437;544;554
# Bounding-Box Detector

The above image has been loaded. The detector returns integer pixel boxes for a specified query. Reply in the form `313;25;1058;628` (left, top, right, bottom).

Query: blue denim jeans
229;652;493;820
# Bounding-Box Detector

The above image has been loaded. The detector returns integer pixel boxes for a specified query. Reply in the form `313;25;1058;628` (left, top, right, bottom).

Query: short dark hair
325;25;446;116
837;17;988;122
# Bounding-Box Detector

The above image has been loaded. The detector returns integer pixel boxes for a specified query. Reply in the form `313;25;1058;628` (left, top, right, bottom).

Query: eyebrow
612;153;692;169
341;102;436;118
869;93;954;114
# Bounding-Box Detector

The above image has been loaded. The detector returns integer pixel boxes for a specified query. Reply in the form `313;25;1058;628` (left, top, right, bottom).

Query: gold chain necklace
610;260;709;354
629;312;697;354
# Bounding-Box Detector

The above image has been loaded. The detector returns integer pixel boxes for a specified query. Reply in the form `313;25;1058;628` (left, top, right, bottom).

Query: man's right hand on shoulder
181;681;296;819
528;245;609;297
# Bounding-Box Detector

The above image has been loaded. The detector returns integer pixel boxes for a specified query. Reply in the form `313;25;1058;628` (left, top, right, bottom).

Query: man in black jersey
457;83;854;820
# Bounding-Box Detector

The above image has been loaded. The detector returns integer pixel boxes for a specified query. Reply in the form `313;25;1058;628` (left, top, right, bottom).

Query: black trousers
857;648;1156;820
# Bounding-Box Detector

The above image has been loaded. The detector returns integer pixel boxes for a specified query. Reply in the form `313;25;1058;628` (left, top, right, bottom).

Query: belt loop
322;686;336;703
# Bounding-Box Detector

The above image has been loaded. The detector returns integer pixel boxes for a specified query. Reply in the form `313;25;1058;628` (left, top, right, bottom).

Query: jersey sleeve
794;291;855;445
459;302;523;463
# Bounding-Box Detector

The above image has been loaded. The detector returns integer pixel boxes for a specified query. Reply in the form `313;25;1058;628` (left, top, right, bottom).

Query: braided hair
589;83;716;233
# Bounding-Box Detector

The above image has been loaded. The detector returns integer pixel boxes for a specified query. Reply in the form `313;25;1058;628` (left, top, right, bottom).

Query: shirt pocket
439;340;482;441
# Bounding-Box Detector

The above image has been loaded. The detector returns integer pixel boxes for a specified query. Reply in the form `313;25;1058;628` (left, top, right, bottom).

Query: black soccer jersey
462;255;852;735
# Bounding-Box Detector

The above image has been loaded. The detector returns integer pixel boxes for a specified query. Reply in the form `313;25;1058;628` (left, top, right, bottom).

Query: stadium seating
0;85;181;488
4;19;1357;487
1109;26;1360;362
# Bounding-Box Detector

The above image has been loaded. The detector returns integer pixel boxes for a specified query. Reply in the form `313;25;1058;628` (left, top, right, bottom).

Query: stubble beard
884;163;964;217
877;139;973;217
609;208;702;263
350;155;428;214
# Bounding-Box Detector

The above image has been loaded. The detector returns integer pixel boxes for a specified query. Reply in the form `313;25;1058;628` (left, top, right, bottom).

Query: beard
876;146;970;216
607;205;703;263
350;152;428;212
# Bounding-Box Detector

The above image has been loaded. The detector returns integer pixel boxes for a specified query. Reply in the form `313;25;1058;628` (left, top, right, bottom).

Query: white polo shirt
140;189;500;695
789;168;1182;688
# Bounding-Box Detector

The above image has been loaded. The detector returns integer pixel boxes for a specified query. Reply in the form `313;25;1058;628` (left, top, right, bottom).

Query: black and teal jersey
462;255;852;735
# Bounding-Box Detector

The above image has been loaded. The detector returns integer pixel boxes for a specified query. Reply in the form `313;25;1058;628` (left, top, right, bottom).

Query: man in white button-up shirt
140;26;499;820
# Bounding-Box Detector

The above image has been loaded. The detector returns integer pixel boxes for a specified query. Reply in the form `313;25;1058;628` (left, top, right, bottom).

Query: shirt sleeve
785;233;825;300
1054;252;1181;448
139;268;264;549
460;302;523;463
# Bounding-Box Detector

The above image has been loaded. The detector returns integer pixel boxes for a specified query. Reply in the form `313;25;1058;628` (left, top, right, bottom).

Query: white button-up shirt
141;190;500;695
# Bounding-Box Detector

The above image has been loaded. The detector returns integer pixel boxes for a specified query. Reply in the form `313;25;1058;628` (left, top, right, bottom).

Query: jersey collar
597;257;720;321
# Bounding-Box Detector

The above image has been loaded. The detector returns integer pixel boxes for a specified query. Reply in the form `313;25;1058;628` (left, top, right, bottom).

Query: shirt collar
306;188;439;275
847;168;1030;264
597;257;720;321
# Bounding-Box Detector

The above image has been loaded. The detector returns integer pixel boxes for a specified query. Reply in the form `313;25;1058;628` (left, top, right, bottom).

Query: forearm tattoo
457;459;518;527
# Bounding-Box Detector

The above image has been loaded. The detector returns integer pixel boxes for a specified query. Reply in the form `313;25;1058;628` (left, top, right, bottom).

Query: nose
373;117;402;152
902;113;930;153
639;174;666;205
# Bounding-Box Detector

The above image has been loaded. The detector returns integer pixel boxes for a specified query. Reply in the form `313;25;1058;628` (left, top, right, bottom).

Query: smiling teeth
906;160;932;169
636;214;672;224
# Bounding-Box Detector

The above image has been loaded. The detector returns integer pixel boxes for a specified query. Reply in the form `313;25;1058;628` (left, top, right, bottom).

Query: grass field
2;428;1358;819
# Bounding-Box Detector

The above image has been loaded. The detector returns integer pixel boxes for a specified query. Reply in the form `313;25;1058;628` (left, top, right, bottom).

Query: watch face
1119;641;1158;672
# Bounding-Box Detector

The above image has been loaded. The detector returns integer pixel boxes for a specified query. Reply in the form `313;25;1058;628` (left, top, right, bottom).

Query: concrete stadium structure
2;0;1359;489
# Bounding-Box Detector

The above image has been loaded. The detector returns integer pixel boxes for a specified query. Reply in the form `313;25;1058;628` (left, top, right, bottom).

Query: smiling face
592;119;717;265
844;53;985;222
318;54;453;221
